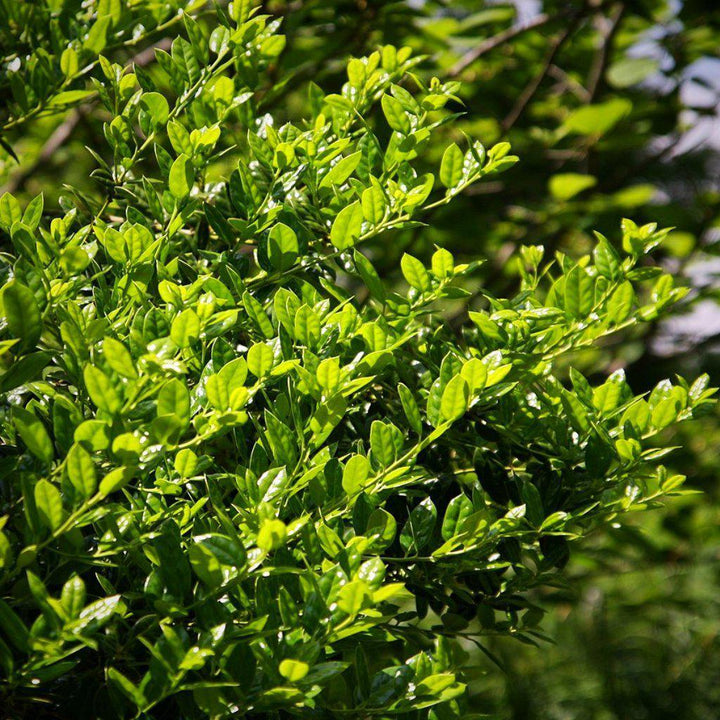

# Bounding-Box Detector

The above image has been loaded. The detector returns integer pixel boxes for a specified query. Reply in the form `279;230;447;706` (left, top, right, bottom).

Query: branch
586;3;625;101
500;20;578;134
548;64;591;102
447;12;555;78
1;110;86;195
447;1;616;82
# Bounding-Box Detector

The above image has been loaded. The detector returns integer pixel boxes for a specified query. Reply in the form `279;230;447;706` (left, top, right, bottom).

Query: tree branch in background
448;12;555;77
549;64;591;102
447;1;614;79
1;110;86;195
501;20;579;134
586;3;625;101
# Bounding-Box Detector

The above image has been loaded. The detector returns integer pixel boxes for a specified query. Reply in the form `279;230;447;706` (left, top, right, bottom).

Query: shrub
0;5;715;719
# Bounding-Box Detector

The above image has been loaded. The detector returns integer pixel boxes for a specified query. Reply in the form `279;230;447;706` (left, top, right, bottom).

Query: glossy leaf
330;202;364;250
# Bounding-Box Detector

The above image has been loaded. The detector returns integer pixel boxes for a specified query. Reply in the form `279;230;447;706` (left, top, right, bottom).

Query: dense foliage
1;2;718;719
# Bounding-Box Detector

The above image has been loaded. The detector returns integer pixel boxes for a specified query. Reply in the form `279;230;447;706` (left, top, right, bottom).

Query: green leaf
14;407;54;464
398;383;422;435
141;92;170;125
370;420;402;467
84;16;110;53
361;185;386;224
267;223;298;271
415;673;463;699
366;508;397;550
103;337;136;378
98;466;133;497
175;448;198;478
441;494;473;541
0;351;50;392
330;202;364;250
171;308;201;347
169;154;194;201
607;281;634;324
469;312;506;346
189;543;222;588
607;57;659;88
61;575;86;618
1;280;41;350
198;534;246;567
74;420;111;452
563;98;632;136
652;397;681;430
561;389;591;433
34;480;64;531
440;375;469;422
337;579;372;616
279;659;309;682
381;94;411;134
0;600;29;652
247;342;274;377
621;399;651;434
84;366;122;414
320;152;362;188
219;357;248;391
265;411;298;466
107;667;147;708
316;357;341;393
401;253;431;292
400;497;437;553
520;481;544;527
0;193;21;230
563;265;594;318
293;305;321;347
342;454;370;495
242;291;274;339
353;250;386;302
549;173;597;200
593;237;621;280
460;358;487;393
257;518;287;551
205;374;230;410
439;143;464;189
23;194;44;229
59;247;91;274
158;379;191;423
76;594;121;630
310;394;346;448
168;121;192;155
431;247;454;278
593;379;623;414
66;443;97;498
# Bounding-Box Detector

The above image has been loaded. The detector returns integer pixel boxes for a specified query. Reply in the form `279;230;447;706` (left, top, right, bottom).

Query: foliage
0;0;196;134
0;2;717;719
254;0;720;268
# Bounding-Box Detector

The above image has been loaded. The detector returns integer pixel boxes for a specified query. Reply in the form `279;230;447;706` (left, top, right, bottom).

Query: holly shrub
0;3;716;719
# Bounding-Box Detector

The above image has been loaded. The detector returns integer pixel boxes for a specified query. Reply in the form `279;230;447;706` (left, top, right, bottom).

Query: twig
130;37;172;67
448;2;623;79
501;20;579;134
586;3;625;101
447;12;555;78
1;110;86;195
548;64;591;102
